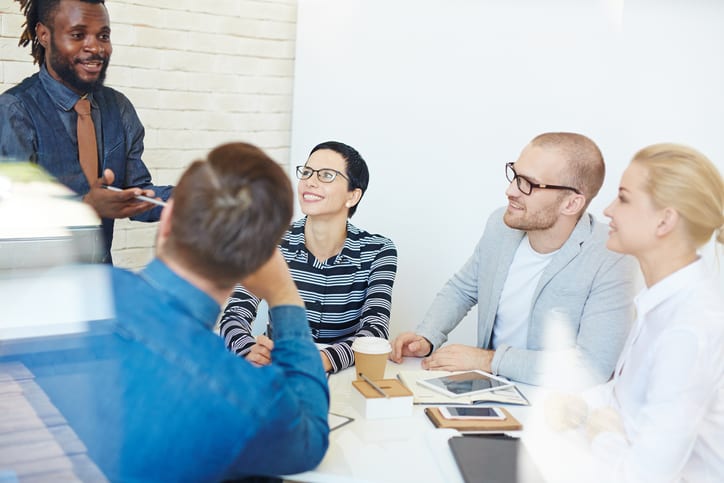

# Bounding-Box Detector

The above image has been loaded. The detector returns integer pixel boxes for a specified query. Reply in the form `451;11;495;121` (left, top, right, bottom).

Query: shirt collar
634;257;707;316
288;217;362;267
39;64;97;111
139;258;220;330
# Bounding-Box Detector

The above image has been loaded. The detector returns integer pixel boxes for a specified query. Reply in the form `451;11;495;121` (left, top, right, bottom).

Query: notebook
448;435;544;483
425;407;522;433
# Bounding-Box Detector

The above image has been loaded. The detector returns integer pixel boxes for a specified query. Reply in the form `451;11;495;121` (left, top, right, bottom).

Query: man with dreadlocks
0;0;173;263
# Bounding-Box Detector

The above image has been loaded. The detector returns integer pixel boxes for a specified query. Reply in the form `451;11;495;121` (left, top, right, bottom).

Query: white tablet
417;370;514;398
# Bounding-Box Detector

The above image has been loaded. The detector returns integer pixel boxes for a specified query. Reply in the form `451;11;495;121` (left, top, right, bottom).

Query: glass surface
427;371;508;395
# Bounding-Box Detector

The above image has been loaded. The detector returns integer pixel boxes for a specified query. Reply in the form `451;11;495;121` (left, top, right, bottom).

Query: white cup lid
351;336;391;355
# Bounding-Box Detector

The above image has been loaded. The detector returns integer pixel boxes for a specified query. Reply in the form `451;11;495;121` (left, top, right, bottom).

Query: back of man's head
530;132;605;209
163;142;293;289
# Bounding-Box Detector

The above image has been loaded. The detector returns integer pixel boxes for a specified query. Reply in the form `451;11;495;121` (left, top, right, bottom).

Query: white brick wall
0;0;298;269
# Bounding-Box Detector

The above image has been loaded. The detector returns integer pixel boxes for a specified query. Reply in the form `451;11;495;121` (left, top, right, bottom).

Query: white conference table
286;358;596;483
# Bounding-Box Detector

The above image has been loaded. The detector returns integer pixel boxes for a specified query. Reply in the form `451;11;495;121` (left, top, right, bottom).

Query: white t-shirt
492;235;557;349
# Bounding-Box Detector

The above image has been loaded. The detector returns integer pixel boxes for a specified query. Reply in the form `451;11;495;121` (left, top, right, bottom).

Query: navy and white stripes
219;217;397;372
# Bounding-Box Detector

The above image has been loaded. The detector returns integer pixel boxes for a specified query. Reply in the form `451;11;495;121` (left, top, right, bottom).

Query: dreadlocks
14;0;105;65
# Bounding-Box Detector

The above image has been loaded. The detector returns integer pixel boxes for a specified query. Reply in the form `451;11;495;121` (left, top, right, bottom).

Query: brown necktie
74;97;98;184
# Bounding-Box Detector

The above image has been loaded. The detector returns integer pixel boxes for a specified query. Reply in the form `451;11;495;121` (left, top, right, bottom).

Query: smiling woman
549;143;724;481
219;141;399;373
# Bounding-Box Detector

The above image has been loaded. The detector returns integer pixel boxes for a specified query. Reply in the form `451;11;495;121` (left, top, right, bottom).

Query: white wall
290;0;724;345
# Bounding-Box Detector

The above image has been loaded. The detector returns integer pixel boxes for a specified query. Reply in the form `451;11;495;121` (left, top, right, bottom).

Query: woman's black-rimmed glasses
296;165;349;183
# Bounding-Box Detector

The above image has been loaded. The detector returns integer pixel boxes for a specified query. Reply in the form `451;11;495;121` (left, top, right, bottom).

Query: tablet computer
417;370;514;398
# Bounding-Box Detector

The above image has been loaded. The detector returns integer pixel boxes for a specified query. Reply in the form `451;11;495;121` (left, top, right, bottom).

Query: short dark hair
309;141;369;217
164;142;293;289
15;0;106;65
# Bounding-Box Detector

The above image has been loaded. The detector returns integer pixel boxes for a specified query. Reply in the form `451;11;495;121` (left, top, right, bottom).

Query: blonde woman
548;143;724;481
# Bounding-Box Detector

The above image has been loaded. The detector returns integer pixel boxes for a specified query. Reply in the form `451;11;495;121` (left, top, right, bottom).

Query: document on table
397;370;529;406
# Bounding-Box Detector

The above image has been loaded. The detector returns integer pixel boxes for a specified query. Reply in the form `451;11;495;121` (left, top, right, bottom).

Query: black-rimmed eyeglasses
296;165;349;183
505;162;581;196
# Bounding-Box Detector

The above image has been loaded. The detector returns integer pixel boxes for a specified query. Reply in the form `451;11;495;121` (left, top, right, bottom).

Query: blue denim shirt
0;259;330;481
0;66;173;263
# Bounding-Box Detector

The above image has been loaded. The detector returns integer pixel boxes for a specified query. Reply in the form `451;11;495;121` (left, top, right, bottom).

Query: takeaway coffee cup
352;337;392;380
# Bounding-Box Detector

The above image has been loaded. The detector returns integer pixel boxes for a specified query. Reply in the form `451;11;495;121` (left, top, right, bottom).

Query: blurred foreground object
0;161;112;341
0;161;104;269
0;162;113;480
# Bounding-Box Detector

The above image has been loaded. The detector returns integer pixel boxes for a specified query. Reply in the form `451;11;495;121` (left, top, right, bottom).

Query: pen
103;185;167;207
360;373;390;399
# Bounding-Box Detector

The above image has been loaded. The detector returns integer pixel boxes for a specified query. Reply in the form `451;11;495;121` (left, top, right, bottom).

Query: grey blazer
417;207;638;388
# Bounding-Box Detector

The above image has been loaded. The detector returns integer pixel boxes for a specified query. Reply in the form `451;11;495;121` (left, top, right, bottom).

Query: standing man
0;0;173;263
391;132;638;388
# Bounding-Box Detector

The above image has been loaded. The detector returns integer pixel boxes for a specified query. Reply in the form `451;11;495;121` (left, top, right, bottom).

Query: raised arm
225;249;329;477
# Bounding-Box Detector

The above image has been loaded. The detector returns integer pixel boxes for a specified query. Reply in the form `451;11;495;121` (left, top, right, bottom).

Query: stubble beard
503;203;560;232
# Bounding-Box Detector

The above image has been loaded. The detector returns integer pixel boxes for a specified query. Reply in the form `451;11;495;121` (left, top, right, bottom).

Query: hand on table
389;332;432;363
544;392;590;432
421;344;494;372
83;168;160;219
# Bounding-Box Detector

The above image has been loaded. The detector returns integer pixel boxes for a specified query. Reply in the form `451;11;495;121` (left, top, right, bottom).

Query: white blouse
587;258;724;482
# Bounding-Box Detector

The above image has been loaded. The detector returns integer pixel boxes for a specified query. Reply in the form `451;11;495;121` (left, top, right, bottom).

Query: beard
503;199;561;232
47;38;110;93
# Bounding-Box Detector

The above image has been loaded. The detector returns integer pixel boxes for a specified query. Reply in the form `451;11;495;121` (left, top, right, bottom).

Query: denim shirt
0;66;173;263
0;259;330;481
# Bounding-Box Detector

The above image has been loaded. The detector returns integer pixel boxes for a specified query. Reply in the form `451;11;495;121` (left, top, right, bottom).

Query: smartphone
440;406;505;420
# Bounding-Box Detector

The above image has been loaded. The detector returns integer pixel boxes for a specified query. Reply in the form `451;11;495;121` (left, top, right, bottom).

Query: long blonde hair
632;143;724;248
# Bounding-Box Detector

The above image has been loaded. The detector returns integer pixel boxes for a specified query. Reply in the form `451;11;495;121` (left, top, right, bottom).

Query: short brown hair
164;142;293;289
531;132;605;209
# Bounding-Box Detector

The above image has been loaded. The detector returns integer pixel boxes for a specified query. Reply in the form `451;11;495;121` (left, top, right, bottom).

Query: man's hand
241;249;303;308
421;344;494;372
390;332;432;363
245;334;274;366
83;168;160;219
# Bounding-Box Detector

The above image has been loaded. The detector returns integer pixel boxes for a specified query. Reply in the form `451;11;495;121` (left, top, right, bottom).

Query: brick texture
1;0;297;269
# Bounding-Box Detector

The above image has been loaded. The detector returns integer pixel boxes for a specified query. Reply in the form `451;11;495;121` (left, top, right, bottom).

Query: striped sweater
219;217;397;373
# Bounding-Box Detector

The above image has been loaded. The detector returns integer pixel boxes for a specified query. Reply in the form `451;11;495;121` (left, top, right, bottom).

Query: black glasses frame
296;165;349;183
505;162;581;195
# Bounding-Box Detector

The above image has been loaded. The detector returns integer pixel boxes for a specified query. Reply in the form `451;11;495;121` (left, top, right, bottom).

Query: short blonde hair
530;132;605;208
632;143;724;247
